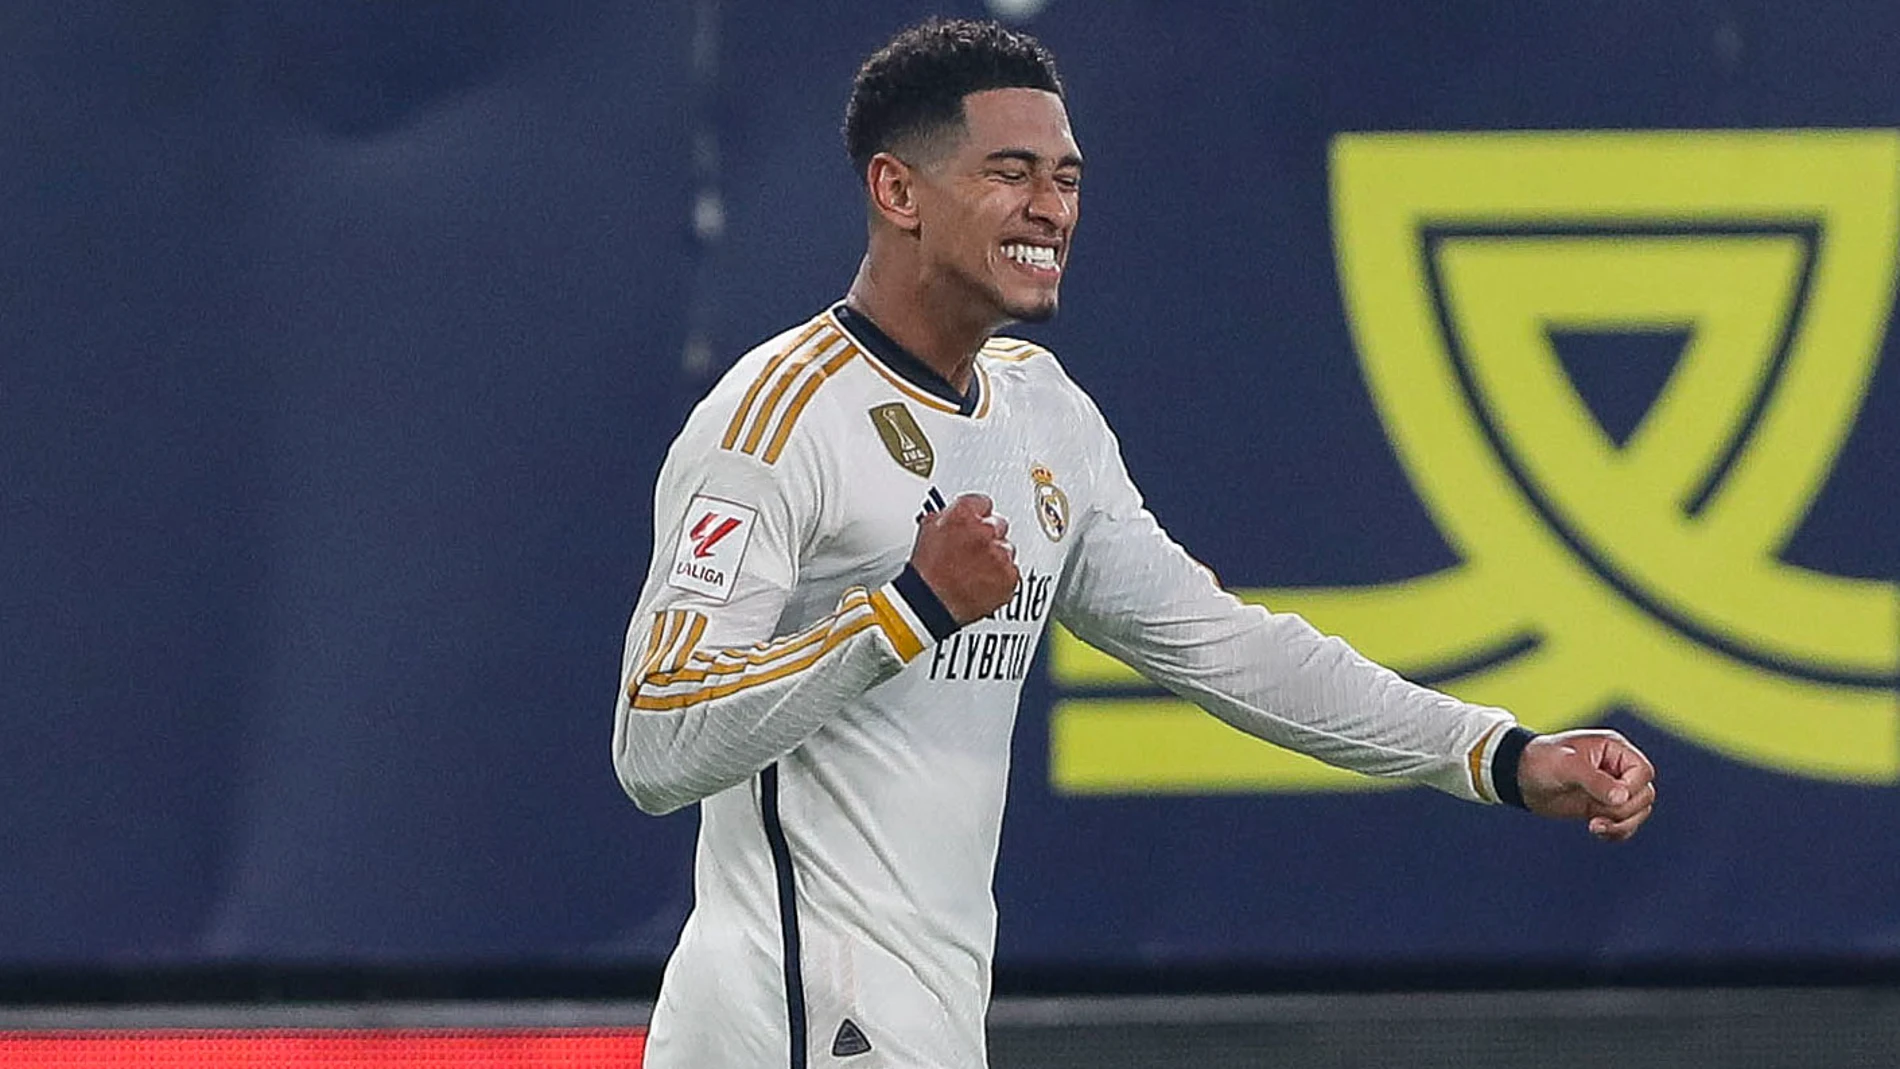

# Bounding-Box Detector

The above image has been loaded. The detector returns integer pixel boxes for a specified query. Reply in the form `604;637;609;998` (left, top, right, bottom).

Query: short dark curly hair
843;18;1064;182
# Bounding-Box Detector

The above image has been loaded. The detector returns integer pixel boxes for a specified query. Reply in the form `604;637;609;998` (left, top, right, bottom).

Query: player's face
916;88;1081;324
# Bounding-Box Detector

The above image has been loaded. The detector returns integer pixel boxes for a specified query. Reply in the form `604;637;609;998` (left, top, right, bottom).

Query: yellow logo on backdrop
1053;131;1900;793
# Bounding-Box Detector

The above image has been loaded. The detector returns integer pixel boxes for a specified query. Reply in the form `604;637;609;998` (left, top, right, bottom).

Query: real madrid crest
1029;462;1070;542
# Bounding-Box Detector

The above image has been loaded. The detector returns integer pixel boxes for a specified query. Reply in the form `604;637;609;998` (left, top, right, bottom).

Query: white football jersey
614;304;1522;1069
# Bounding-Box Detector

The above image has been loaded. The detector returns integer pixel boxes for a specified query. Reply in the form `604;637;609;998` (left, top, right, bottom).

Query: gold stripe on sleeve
667;612;708;673
761;345;859;464
1467;724;1504;802
639;611;685;679
632;613;878;712
635;612;668;678
645;590;873;688
721;320;827;451
868;588;924;662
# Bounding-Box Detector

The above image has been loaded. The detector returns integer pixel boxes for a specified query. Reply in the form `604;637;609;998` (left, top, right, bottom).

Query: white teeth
1003;243;1058;268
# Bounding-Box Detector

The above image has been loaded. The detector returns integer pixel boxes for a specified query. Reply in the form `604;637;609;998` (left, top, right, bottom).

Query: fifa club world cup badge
1029;463;1070;542
869;402;934;478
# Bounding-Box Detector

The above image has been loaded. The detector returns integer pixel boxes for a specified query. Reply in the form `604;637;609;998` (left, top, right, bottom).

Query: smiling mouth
1001;241;1061;275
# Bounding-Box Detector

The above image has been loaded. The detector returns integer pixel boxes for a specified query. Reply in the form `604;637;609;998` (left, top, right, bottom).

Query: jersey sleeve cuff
1489;725;1538;809
889;564;961;644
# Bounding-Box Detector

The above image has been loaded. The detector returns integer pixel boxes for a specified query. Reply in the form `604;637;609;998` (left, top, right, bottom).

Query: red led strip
0;1029;647;1067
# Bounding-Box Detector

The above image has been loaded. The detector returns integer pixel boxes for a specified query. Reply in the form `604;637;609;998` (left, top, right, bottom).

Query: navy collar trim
832;303;981;416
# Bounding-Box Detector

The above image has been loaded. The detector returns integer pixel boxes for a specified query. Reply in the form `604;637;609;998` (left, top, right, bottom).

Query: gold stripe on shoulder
762;344;860;464
741;328;846;455
721;319;828;451
974;362;994;419
982;336;1048;363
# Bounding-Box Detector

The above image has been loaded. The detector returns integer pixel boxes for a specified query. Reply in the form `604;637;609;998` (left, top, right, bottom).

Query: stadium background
3;0;1896;1065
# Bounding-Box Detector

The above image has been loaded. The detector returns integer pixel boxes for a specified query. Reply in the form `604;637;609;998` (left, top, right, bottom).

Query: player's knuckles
953;493;993;517
1601;798;1649;822
1594;783;1652;819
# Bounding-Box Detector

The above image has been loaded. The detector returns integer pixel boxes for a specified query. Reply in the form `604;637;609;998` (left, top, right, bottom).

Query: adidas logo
914;485;947;525
831;1017;872;1058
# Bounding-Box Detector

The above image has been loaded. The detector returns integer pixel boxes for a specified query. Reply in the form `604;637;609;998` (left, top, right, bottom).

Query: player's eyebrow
985;148;1086;171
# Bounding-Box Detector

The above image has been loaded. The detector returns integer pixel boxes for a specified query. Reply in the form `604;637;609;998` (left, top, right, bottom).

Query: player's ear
867;153;922;233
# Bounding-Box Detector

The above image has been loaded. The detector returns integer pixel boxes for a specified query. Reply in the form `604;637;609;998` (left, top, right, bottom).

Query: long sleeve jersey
614;304;1524;1069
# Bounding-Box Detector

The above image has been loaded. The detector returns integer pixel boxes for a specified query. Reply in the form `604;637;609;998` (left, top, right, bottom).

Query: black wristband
892;563;959;642
1491;725;1538;810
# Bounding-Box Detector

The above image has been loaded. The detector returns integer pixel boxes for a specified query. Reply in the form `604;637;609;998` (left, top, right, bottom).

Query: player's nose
1024;177;1075;228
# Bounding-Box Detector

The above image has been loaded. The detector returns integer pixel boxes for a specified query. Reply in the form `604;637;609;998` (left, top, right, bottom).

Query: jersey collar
831;303;982;417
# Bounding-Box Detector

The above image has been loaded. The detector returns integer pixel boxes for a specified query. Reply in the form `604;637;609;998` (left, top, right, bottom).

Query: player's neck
844;257;991;393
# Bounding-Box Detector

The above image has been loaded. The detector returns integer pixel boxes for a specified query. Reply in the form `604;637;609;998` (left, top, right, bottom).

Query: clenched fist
1517;729;1657;842
910;493;1019;625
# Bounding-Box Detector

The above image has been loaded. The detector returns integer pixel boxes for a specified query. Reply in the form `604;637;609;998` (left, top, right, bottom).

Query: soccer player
613;18;1656;1069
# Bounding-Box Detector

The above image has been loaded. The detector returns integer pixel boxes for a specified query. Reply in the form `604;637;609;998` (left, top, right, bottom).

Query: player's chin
1001;292;1059;324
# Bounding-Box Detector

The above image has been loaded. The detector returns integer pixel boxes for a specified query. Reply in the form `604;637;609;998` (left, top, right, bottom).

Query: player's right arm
612;418;1013;816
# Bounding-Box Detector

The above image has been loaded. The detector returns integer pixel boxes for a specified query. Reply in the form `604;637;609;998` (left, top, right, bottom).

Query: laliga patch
667;494;757;602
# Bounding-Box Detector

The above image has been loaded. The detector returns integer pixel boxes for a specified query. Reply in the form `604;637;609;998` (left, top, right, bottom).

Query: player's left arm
1050;400;1656;836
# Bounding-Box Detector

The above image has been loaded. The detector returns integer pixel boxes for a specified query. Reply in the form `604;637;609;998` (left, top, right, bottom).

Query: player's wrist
1492;725;1538;809
891;563;961;643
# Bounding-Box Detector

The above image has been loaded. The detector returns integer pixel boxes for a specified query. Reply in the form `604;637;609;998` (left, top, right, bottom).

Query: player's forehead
953;88;1081;167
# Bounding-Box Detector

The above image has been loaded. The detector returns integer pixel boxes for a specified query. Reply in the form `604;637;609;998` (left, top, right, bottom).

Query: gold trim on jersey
1466;723;1504;803
722;320;828;451
981;336;1050;363
628;583;928;711
678;588;874;673
635;614;877;711
636;608;709;682
670;613;707;673
828;309;1008;419
655;611;687;674
633;590;877;710
683;622;838;672
762;343;860;464
868;589;924;662
652;596;868;684
740;333;851;455
636;612;671;679
855;347;965;415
